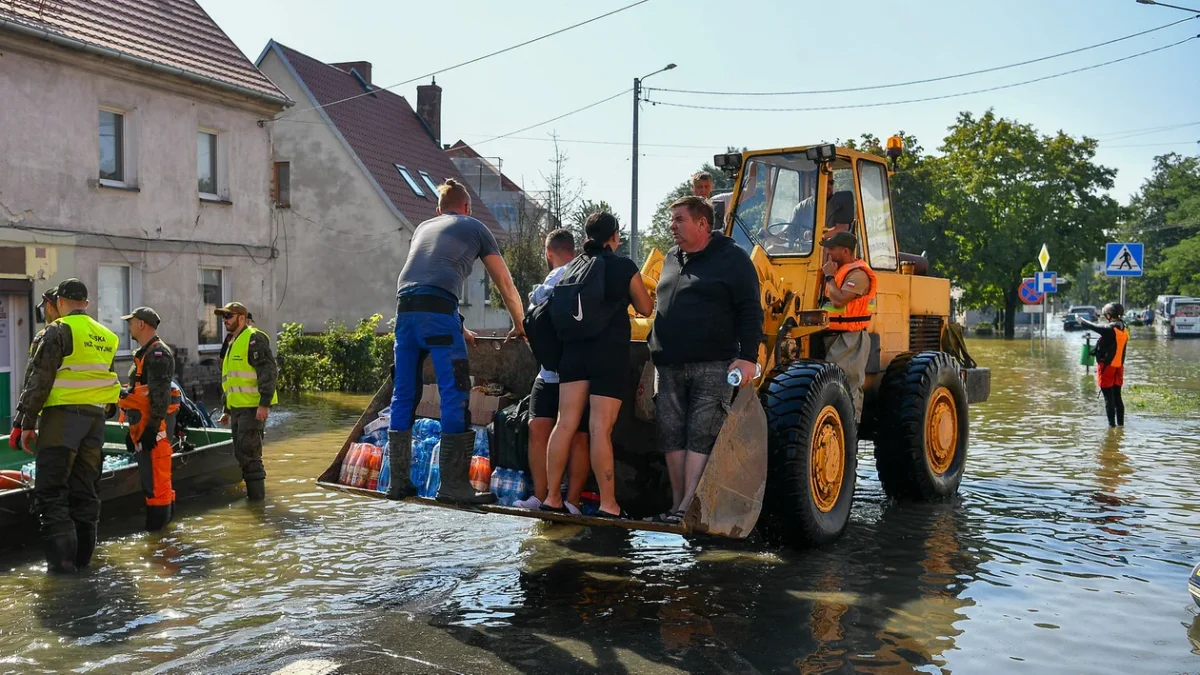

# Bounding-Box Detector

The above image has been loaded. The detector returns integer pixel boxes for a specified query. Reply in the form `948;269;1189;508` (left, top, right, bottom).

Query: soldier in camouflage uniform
214;302;277;501
17;279;121;573
119;307;180;530
10;288;61;447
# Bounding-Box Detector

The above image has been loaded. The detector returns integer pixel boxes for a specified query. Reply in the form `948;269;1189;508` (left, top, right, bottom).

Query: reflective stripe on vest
1112;326;1129;368
45;314;121;407
221;327;278;408
821;260;878;332
118;337;182;444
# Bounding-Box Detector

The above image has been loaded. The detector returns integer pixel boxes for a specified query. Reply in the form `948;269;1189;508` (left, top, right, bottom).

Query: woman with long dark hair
540;212;653;518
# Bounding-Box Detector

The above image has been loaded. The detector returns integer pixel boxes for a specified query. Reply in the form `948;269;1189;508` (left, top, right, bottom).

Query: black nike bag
549;253;617;341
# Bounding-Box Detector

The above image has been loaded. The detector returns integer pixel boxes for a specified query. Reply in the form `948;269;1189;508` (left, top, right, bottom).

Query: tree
568;199;619;243
540;132;583;230
492;193;549;305
1122;153;1200;306
925;110;1120;338
644;149;741;257
1154;233;1200;296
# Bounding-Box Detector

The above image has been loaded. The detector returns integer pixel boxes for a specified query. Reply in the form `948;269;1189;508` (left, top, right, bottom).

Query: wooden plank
683;385;768;539
315;481;689;535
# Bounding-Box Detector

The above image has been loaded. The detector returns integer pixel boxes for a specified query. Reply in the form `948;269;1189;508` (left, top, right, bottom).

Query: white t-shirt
529;264;569;383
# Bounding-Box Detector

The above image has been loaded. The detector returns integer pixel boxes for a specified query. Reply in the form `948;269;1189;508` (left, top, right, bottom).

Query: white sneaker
512;496;542;510
565;502;582;516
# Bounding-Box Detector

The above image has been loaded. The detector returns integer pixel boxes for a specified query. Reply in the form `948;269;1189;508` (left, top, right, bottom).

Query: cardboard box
414;384;511;427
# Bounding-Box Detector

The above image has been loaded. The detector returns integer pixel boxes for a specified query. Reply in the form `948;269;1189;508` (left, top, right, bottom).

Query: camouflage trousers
34;406;106;536
229;408;266;481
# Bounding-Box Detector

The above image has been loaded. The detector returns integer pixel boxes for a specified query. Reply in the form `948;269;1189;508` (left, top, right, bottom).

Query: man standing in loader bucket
820;231;877;423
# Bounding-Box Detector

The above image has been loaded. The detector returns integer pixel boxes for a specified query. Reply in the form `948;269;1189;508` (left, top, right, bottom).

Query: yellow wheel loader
318;140;990;549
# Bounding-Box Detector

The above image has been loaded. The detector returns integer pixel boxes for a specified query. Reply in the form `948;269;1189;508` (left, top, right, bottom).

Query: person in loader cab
119;307;180;530
387;179;526;506
820;231;877;424
1079;303;1128;427
691;171;714;199
649;196;763;524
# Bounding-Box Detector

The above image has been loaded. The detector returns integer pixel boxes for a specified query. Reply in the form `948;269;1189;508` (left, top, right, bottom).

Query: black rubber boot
146;505;172;531
74;521;98;570
436;431;495;505
387;430;416;500
246;479;266;501
42;531;78;574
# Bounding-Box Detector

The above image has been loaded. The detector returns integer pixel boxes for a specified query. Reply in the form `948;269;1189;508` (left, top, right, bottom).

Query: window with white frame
97;264;132;353
198;131;220;198
394;164;426;197
418;170;439;195
98;108;138;187
198;267;225;349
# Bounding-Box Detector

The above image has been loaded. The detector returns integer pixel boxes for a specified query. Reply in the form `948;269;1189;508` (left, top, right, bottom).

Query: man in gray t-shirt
387;179;524;507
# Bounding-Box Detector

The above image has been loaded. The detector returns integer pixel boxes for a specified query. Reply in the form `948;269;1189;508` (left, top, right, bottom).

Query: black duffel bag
489;396;531;473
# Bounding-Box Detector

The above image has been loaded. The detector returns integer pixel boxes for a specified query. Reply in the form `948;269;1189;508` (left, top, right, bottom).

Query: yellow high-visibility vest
45;314;120;407
221;327;278;408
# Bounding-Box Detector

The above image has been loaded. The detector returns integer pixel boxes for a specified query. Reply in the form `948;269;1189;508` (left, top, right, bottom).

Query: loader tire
758;360;858;548
874;351;969;501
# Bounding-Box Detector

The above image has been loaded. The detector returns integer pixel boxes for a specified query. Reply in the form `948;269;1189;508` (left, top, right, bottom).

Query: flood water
1;329;1199;674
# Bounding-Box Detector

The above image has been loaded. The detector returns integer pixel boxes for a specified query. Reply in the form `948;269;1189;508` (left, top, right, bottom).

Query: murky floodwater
1;329;1198;674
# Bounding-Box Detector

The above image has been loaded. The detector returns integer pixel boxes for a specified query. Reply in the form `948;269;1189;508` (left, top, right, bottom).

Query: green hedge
277;314;394;393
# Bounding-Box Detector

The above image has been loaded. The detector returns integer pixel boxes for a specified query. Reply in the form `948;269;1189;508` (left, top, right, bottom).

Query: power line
460;132;720;149
646;16;1197;97
1099;139;1199;148
267;0;654;122
473;89;631;145
643;37;1198;113
1095;120;1200;141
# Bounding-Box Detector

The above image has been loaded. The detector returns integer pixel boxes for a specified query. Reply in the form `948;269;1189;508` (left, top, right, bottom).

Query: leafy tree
644;149;741;257
568;199;619;242
492;194;549;306
1121;153;1200;305
925;111;1119;338
1153;233;1200;296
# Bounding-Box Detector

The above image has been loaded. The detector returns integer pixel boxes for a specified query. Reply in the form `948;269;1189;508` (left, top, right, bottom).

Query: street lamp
1135;0;1200;13
631;63;677;263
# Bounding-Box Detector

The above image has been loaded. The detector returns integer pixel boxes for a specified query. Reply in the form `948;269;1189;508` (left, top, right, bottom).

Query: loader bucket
683;385;768;538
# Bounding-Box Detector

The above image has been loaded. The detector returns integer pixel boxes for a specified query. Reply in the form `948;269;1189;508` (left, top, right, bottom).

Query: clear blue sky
202;0;1199;231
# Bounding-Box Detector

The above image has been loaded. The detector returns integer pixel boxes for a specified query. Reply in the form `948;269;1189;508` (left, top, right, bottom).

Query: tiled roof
268;41;503;237
0;0;288;102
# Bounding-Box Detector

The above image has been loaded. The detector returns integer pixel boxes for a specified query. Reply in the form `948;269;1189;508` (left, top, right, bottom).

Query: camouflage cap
214;301;249;317
820;231;858;251
121;306;161;328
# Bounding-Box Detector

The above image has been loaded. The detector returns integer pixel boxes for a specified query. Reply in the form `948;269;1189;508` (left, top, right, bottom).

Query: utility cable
473;89;631;145
266;0;653;122
642;37;1198;113
646;16;1196;97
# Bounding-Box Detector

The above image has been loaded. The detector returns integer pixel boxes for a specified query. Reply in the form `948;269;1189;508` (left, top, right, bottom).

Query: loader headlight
804;144;836;164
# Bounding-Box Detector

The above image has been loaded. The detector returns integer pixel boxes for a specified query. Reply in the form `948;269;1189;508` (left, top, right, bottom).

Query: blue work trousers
389;308;471;434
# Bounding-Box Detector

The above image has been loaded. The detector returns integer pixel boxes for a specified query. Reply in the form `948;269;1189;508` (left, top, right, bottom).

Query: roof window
394;164;425;197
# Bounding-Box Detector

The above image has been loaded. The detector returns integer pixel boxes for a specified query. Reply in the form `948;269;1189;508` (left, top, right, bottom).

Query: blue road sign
1105;243;1143;278
1036;271;1058;294
1019;277;1043;305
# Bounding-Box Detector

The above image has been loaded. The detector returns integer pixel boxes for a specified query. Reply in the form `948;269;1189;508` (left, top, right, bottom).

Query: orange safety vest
824;260;878;332
1110;325;1129;368
118;338;182;446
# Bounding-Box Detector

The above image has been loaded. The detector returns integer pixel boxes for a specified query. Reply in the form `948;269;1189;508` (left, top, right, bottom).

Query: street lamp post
631;63;676;263
1135;0;1200;13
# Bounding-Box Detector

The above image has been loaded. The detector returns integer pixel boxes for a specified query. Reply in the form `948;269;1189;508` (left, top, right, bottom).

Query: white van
1155;295;1190;336
1170;300;1200;337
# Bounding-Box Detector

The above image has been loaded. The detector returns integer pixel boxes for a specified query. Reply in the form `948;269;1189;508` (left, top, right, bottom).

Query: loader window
858;161;898;270
728;154;818;257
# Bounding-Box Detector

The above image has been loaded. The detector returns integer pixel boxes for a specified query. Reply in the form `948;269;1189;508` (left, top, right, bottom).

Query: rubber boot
145;505;172;531
42;531;78;575
246;479;266;501
387;430;416;500
436;431;495;505
74;521;98;570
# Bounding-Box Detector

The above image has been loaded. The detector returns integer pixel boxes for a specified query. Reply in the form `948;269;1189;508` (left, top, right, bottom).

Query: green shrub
277;314;394;393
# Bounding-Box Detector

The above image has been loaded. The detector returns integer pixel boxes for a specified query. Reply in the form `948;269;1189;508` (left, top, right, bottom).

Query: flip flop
595;509;631;520
539;503;570;514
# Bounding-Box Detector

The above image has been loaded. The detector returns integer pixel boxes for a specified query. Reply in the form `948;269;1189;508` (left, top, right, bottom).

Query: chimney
332;61;372;84
417;77;442;146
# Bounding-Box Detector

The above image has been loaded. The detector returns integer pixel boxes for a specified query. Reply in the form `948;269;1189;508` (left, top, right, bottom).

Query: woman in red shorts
1080;303;1129;427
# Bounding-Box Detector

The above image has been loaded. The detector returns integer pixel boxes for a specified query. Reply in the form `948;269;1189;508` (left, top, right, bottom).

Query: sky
201;0;1199;232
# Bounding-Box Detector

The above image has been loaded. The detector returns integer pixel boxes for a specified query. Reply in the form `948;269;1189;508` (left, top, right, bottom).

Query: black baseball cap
56;278;88;301
820;231;858;251
121;307;161;328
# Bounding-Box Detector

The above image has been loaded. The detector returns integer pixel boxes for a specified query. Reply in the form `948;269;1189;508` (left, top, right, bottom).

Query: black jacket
649;232;763;366
1081;317;1127;366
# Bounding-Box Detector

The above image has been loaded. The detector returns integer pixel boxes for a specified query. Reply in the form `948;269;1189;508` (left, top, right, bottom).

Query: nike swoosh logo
573;295;584;322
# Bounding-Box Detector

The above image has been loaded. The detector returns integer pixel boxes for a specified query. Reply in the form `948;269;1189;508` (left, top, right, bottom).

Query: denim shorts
655;360;734;455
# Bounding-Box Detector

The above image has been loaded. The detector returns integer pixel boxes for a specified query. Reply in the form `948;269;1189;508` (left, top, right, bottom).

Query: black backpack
489;396;531;472
549;253;617;341
523;298;562;372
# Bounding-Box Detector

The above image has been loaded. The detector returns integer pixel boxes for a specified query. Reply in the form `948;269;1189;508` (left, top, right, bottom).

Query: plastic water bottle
473;429;489;458
378;451;391;494
425;442;441;498
469;455;491;493
490;468;504;504
515;471;532;502
727;363;764;387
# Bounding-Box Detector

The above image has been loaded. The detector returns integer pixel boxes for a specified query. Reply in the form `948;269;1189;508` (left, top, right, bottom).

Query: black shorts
529;377;590;432
557;340;629;401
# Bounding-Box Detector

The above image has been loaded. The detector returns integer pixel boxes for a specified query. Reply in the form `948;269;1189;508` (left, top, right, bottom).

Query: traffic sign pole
1120;277;1126;308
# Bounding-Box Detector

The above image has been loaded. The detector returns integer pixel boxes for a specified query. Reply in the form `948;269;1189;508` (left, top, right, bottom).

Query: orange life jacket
823;259;878;332
1111;325;1129;368
118;337;182;445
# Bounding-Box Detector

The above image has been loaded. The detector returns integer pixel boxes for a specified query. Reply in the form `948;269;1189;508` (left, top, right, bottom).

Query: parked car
1062;313;1082;331
1067;305;1098;322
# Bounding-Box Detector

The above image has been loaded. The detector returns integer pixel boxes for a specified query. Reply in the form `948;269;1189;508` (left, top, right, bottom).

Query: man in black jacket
648;196;763;523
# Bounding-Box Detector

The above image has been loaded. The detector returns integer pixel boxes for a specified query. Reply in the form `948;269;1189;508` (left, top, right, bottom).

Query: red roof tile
0;0;287;102
269;42;503;237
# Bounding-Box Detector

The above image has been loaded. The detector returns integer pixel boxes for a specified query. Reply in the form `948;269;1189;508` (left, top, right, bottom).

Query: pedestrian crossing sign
1105;242;1143;278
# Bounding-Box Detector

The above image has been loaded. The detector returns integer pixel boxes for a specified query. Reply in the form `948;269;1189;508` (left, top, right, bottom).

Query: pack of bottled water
489;467;531;506
21;461;36;481
102;455;134;473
